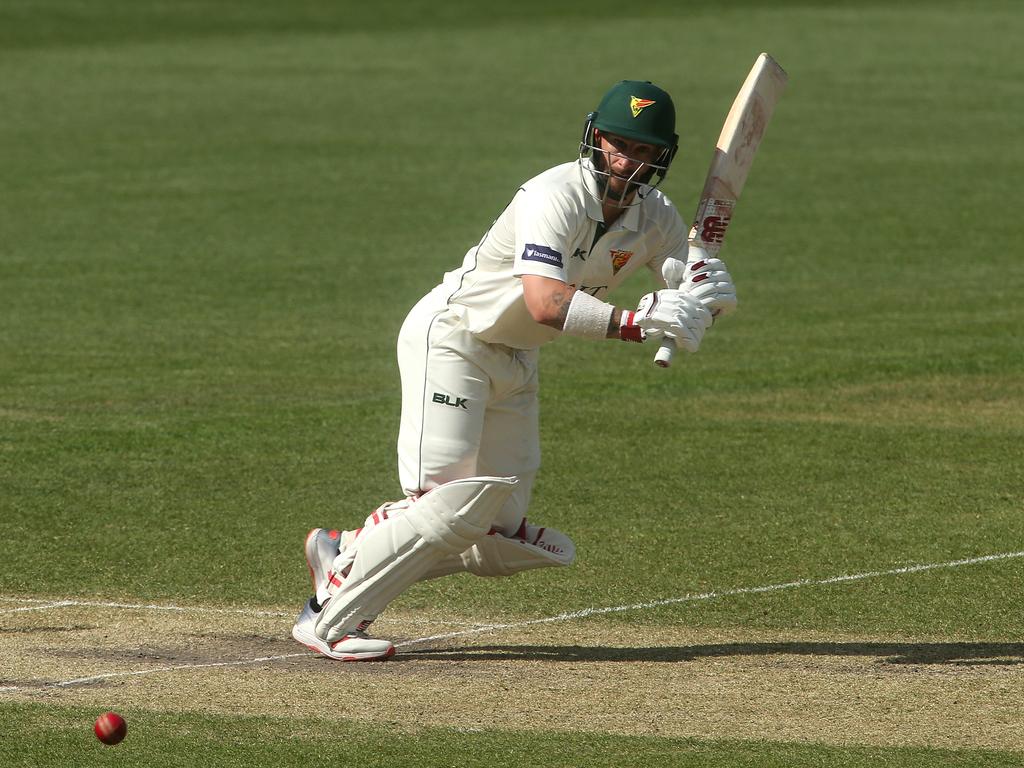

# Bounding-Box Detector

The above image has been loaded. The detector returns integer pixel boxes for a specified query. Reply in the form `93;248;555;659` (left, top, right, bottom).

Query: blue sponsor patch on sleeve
521;243;563;268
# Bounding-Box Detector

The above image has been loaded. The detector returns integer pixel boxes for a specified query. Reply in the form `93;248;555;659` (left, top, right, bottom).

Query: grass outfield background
1;1;1022;766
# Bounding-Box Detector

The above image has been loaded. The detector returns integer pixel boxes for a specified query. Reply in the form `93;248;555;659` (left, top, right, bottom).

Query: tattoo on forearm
541;289;573;330
606;308;622;338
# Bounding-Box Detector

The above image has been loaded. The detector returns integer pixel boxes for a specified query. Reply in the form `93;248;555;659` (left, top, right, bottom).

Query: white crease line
396;549;1024;647
0;597;464;626
5;549;1020;690
49;654;312;689
0;598;292;618
0;601;78;614
0;597;59;606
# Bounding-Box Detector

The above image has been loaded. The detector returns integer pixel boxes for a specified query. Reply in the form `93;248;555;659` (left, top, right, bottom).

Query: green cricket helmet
579;80;679;205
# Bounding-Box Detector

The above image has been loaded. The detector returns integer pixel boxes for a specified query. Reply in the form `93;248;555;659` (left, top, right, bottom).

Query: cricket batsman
291;80;738;660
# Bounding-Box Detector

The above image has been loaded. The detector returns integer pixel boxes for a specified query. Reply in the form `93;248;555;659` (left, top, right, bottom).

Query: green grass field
2;1;1022;766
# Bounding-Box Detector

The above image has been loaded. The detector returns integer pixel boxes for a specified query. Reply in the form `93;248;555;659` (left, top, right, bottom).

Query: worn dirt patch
1;600;1022;750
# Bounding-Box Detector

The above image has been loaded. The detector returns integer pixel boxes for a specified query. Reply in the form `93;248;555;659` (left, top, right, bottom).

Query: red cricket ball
93;711;127;745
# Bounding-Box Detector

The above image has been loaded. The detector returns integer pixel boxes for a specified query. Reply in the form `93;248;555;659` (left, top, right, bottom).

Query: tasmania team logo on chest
609;249;634;275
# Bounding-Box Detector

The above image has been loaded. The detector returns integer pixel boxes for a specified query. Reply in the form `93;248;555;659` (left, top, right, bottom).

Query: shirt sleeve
512;184;576;282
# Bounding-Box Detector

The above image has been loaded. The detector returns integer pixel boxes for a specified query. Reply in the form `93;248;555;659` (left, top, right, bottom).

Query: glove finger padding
685;256;728;278
687;272;738;315
685;258;737;317
662;324;701;352
636;290;711;352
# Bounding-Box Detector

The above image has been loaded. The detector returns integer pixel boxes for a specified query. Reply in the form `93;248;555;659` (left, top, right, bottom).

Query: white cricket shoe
291;598;395;662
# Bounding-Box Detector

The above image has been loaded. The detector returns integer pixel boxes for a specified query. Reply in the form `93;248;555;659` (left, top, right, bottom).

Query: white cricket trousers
396;291;540;534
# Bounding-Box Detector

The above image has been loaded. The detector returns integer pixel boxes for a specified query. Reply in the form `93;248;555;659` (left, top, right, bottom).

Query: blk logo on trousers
433;392;468;410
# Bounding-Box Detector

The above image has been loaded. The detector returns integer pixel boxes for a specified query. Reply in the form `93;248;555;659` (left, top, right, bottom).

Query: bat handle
654;337;676;367
654;253;692;369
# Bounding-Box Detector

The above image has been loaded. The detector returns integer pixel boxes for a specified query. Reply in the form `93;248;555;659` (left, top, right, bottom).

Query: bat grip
654;337;676;367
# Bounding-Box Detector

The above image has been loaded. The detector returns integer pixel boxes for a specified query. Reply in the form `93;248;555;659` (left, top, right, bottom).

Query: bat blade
692;52;788;255
655;52;787;368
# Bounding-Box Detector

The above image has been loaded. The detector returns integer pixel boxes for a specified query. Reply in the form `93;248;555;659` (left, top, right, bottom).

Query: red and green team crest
629;96;656;117
610;249;633;274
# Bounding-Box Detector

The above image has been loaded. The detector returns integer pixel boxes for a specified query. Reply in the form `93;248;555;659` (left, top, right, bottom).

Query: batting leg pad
423;524;576;579
314;475;517;643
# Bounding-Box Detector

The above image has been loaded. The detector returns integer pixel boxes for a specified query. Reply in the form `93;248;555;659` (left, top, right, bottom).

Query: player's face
594;131;663;201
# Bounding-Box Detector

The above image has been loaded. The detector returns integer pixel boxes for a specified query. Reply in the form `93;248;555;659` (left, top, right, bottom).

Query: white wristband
562;290;615;340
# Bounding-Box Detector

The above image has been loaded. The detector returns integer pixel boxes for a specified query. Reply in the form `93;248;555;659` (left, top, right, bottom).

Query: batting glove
683;256;737;317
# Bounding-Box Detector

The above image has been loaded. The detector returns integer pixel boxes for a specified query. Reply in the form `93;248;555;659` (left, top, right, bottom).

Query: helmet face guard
578;80;679;208
579;116;676;207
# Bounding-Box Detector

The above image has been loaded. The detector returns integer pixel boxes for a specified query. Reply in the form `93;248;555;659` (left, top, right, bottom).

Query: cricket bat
654;52;788;368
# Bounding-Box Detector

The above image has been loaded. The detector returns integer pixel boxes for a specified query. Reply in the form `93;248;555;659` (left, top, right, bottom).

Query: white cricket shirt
434;158;689;350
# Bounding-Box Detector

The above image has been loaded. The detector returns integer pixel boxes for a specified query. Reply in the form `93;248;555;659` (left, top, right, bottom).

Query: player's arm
521;275;620;337
520;274;709;349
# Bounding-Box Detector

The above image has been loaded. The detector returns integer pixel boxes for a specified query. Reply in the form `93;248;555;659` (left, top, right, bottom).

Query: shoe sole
303;528;339;594
291;620;395;662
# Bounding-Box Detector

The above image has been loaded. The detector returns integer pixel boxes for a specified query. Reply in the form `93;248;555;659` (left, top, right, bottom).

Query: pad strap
422;524;575;579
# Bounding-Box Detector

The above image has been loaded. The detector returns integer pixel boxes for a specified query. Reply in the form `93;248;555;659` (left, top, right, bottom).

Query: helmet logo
630;96;656;118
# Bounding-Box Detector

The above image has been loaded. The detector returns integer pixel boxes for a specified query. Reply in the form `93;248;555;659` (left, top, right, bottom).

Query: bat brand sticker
630;97;656;118
695;199;735;245
522;243;563;268
610;249;633;274
700;216;730;243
